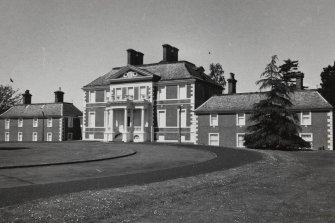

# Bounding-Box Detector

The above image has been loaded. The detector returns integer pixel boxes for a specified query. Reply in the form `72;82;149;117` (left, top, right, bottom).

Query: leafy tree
209;63;226;89
0;85;22;114
244;55;310;150
319;61;335;106
279;59;304;89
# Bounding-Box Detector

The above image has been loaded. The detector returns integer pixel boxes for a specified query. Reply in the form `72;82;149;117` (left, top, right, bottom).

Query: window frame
301;111;312;126
88;111;95;127
236;133;246;148
158;86;166;100
115;88;122;100
179;85;187;99
18;118;23;128
208;133;220;146
32;132;38;141
18;132;23;142
68;117;73;128
47;117;52;127
5;132;9;141
127;87;134;100
33;118;38;127
140;86;147;100
47;132;52;141
210;114;218;127
89;91;96;103
177;108;187;127
299;133;313;148
68;132;73;140
157;109;166;128
5;119;10;129
236;113;246;126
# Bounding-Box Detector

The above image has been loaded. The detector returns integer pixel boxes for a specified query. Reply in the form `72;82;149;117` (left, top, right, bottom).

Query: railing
134;126;142;132
107;94;150;102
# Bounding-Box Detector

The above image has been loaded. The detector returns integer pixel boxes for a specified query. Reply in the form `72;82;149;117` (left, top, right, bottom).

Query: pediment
109;65;156;80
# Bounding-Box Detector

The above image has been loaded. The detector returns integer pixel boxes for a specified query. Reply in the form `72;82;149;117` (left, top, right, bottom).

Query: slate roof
195;90;333;114
0;103;82;118
83;61;218;88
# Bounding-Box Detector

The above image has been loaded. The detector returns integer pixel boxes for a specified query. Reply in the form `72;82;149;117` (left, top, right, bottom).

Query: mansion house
82;44;222;143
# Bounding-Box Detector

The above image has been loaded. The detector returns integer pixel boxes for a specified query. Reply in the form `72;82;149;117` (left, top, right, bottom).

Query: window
18;118;23;127
5;119;10;129
89;91;95;103
67;132;73;140
47;117;52;127
5;132;9;141
209;133;219;146
300;133;313;148
68;117;73;128
88;112;95;127
179;85;187;99
32;132;38;141
166;85;178;99
210;114;218;127
33;118;38;127
178;109;187;127
140;86;146;99
128;87;134;99
236;133;245;148
106;91;111;102
158;86;166;100
301;111;311;126
115;88;122;100
18;132;23;141
236;113;246;126
157;110;166;127
47;132;52;141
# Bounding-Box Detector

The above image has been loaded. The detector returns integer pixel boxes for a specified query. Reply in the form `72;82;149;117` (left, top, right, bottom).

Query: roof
83;61;219;88
0;103;82;118
195;90;333;114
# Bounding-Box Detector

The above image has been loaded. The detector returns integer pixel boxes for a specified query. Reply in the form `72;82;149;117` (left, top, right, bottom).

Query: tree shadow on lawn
0;147;31;150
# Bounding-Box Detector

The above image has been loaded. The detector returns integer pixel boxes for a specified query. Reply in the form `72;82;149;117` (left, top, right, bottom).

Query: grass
1;149;334;222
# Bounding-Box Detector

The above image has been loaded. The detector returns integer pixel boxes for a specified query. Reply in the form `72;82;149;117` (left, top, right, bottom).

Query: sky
0;0;334;109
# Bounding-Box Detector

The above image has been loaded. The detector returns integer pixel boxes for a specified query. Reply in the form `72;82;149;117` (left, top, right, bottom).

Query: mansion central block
82;44;222;143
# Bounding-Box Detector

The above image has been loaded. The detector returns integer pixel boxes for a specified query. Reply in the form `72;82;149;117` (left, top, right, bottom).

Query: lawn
1;149;334;222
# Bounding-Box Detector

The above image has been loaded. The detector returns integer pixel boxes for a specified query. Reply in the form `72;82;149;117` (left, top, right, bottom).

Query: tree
209;63;226;89
244;55;310;150
279;59;304;89
0;85;22;114
319;61;335;106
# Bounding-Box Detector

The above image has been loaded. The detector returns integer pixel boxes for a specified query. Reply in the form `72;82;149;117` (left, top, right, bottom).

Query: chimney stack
162;44;179;62
295;73;304;90
127;49;144;65
22;90;32;104
227;73;237;94
54;87;64;103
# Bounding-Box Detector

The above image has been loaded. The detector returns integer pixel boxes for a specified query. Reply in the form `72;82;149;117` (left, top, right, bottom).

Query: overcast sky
1;0;334;109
